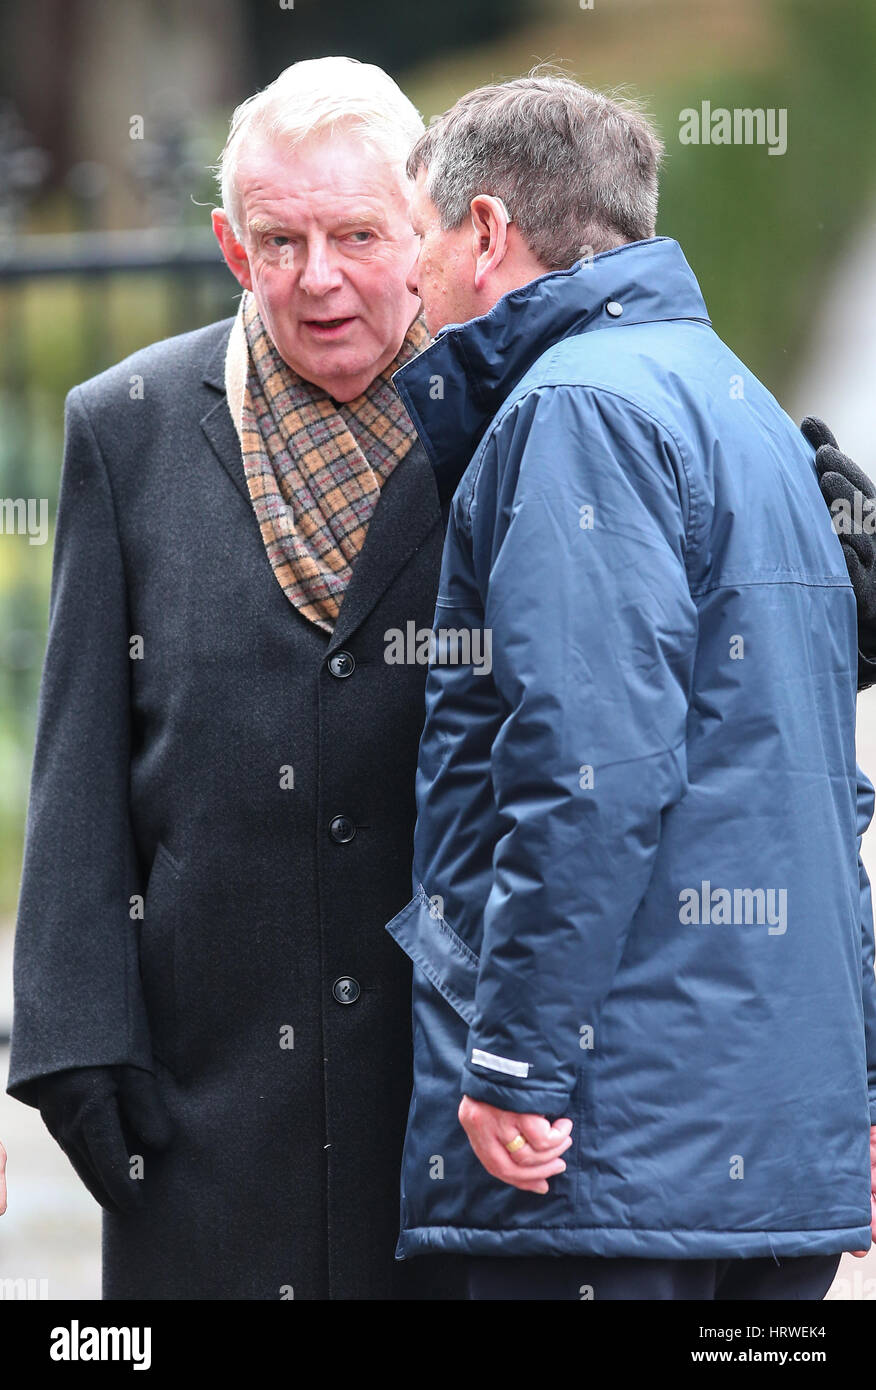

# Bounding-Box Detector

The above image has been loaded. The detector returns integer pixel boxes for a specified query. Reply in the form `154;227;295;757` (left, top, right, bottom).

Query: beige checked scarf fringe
224;289;429;632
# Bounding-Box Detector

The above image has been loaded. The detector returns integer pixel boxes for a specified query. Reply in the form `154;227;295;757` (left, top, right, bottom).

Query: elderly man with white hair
5;56;464;1301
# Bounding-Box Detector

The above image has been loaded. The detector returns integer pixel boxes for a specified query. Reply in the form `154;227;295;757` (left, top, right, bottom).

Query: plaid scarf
224;289;429;632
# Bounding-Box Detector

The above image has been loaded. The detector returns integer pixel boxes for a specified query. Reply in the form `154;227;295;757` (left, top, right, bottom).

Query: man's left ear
212;208;253;292
470;194;512;292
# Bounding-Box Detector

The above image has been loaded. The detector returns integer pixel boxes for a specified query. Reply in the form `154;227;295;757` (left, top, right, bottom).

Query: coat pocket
138;841;182;1072
385;883;479;1026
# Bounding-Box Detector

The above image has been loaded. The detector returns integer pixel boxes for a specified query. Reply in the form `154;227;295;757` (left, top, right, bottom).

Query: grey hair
215;56;424;240
407;73;664;269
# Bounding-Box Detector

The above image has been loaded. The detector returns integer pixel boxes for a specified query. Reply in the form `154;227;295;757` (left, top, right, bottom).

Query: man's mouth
302;316;356;337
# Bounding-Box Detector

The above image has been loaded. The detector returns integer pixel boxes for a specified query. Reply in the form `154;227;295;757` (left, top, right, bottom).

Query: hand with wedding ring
458;1095;573;1194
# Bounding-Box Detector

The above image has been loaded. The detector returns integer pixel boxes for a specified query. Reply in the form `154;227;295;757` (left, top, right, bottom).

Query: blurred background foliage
0;0;874;910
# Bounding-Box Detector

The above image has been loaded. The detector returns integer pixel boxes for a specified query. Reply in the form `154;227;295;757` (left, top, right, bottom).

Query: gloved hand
802;416;876;690
37;1064;173;1213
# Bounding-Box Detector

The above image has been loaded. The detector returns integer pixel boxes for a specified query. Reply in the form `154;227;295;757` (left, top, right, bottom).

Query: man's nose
298;241;343;296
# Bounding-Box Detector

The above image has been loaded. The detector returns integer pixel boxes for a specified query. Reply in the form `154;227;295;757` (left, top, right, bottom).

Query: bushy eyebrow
248;216;286;236
248;209;388;237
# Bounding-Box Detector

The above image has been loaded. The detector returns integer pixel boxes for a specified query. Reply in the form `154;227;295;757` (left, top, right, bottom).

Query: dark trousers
466;1252;842;1301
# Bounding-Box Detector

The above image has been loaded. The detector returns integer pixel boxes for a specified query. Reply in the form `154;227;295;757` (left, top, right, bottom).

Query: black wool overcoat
7;317;465;1300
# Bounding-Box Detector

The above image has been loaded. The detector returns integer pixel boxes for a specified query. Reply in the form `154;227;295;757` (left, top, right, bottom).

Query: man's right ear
212;209;253;292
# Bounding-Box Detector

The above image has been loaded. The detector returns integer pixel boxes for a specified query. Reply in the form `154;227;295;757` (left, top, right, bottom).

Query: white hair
215;57;424;240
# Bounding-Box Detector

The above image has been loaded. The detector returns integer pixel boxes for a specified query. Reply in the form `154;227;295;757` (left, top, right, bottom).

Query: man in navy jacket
385;74;876;1299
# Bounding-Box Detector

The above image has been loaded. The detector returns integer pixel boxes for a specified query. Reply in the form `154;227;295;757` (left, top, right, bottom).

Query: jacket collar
392;236;711;502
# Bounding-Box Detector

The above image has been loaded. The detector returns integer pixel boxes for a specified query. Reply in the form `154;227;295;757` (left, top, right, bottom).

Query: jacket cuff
6;1042;157;1110
868;1094;876;1127
460;1064;572;1117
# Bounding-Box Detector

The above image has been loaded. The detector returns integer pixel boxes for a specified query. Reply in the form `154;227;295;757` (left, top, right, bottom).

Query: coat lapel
201;323;252;507
199;319;443;647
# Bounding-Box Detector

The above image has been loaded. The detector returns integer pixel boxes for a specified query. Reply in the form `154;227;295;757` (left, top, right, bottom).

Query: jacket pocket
385;883;479;1025
138;842;182;1072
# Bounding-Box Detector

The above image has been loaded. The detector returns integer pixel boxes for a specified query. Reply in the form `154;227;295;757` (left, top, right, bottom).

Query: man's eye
347;231;373;244
268;236;291;248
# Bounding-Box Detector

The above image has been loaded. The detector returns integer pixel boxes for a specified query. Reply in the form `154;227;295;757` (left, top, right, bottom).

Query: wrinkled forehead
236;130;409;225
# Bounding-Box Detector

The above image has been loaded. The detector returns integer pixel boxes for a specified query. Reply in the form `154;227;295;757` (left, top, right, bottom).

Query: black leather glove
37;1064;173;1213
802;416;876;690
